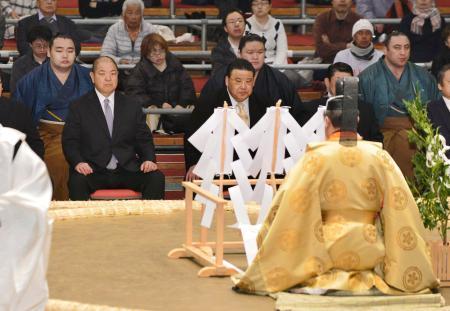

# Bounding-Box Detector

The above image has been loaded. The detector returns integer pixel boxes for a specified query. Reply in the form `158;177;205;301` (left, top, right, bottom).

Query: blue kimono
13;62;93;124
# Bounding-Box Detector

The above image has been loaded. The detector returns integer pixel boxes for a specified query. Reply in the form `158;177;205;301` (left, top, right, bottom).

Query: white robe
0;125;52;311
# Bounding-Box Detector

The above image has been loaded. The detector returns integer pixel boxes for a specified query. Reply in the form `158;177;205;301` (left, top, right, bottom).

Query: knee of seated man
141;169;165;185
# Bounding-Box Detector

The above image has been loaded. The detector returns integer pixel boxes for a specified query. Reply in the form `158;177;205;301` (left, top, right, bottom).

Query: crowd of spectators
0;0;450;199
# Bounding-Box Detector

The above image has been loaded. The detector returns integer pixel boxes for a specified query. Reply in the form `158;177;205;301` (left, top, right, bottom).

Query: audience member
246;0;304;88
0;11;4;49
313;0;360;64
79;0;124;18
16;0;82;56
1;0;37;39
334;19;383;76
10;25;51;93
203;34;303;124
233;95;438;296
428;64;450;158
359;31;440;178
399;0;446;63
14;34;93;200
0;70;44;159
101;0;155;65
126;33;196;133
211;9;246;75
431;25;450;77
62;56;165;200
297;62;382;142
185;59;266;179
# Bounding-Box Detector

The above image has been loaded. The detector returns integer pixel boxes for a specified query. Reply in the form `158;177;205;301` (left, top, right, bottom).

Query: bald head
92;56;118;73
90;56;119;97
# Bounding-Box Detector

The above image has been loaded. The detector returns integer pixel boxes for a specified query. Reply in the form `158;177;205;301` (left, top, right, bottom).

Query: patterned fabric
234;138;439;295
1;0;37;38
411;5;441;35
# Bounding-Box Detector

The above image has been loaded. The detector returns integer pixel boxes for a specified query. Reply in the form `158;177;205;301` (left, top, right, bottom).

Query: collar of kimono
327;131;361;141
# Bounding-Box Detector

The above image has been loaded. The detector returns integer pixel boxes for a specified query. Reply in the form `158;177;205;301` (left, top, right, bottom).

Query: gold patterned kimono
234;137;439;295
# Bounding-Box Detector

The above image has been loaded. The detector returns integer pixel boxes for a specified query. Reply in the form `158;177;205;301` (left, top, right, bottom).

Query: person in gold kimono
233;94;439;295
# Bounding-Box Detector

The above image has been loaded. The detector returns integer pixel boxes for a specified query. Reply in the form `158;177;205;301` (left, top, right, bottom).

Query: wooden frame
168;178;283;277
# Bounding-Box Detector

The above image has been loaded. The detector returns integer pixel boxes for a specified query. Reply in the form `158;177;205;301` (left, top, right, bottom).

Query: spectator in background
246;0;304;88
1;0;37;39
16;0;83;56
79;0;124;18
0;69;44;159
211;9;246;75
10;25;51;93
215;0;251;15
14;34;93;200
359;31;440;178
428;64;450;159
313;0;360;64
101;0;155;65
126;33;196;133
334;19;383;76
399;0;445;63
0;11;5;49
431;25;450;78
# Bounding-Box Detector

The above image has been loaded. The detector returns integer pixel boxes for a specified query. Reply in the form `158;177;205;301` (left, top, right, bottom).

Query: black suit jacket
0;97;44;159
301;97;384;143
16;14;81;56
428;98;450;157
185;87;266;169
62;91;157;172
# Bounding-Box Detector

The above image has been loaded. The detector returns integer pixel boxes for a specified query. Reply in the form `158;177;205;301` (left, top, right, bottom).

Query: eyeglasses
252;1;270;7
149;49;166;57
226;18;245;25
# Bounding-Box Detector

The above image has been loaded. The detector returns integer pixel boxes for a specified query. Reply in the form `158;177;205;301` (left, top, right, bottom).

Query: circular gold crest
304;256;325;275
339;146;362;167
376;150;394;171
389;187;408;210
363;224;377;244
323;179;347;203
314;220;324;243
396;227;417;251
361;178;378;201
335;251;360;270
323;223;344;241
302;152;324;175
289;187;310;213
402;266;422;291
265;267;290;291
278;229;300;252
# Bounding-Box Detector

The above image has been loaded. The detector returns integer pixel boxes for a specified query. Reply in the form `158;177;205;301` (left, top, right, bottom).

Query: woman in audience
101;0;155;65
399;0;446;63
246;0;304;88
211;9;246;75
431;25;450;78
126;33;196;133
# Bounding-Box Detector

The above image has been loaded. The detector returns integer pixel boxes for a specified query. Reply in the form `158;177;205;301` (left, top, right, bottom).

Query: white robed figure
0;125;52;310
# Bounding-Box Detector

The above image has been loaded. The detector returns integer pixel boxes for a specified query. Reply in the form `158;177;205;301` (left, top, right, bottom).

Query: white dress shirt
227;90;250;124
95;89;115;117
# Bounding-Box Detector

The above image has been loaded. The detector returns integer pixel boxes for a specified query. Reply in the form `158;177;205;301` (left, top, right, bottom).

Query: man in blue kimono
14;33;93;200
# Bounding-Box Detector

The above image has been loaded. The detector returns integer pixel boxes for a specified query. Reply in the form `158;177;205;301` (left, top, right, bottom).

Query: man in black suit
296;62;383;143
16;0;82;56
0;72;44;159
185;58;266;180
428;64;450;158
62;56;165;200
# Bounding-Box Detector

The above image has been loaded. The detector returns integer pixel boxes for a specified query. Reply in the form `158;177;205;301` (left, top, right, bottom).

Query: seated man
202;34;303;125
233;87;439;295
62;56;165;200
185;58;266;179
10;25;52;93
297;62;382;143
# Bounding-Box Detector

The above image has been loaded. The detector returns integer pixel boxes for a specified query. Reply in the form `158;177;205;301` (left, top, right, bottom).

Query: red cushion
90;189;142;200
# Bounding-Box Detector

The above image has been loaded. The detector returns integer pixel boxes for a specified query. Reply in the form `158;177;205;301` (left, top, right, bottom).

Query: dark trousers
68;168;165;200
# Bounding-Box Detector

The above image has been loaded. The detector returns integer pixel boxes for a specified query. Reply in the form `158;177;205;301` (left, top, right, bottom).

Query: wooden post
270;100;282;191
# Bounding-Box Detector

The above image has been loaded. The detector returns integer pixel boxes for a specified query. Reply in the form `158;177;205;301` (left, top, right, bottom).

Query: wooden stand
430;240;450;287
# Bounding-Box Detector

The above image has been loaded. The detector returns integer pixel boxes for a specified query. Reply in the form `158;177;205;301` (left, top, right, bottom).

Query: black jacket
16;14;81;56
78;0;123;18
184;87;266;169
126;53;196;108
10;53;47;94
399;13;446;63
431;46;450;78
428;98;450;158
0;97;44;159
211;37;237;75
62;91;157;172
303;97;383;143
